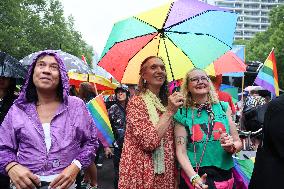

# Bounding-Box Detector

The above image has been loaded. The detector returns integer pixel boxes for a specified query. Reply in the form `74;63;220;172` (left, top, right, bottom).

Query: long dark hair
138;56;168;106
26;55;64;103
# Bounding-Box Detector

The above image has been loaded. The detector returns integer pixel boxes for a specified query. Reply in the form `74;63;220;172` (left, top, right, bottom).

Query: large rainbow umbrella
98;0;238;84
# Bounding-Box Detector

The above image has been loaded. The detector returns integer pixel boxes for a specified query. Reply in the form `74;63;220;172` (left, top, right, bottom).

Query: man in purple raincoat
0;51;98;189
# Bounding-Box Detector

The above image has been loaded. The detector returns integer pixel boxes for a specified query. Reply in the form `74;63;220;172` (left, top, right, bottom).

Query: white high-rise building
213;0;284;40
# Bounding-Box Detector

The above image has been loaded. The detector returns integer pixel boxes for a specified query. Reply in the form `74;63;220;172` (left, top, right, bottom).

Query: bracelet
190;174;200;184
6;163;18;174
72;159;82;170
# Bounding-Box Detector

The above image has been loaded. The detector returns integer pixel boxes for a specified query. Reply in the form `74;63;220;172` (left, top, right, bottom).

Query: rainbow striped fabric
233;158;254;189
254;49;279;96
87;95;114;146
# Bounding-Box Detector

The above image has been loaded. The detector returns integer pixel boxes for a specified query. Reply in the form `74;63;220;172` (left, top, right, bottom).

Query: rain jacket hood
15;50;70;109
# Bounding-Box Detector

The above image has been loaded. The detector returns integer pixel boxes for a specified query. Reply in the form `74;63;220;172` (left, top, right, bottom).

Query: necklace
191;108;214;173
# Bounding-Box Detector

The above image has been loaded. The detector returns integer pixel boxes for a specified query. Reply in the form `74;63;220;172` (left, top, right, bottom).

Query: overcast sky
60;0;171;57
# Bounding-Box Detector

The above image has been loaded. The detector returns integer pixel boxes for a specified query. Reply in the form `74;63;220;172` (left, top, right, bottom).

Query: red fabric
213;51;246;75
98;33;158;82
118;96;176;189
217;91;236;114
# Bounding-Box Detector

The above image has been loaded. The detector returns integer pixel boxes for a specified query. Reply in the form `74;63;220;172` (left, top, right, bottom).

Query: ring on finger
199;183;205;188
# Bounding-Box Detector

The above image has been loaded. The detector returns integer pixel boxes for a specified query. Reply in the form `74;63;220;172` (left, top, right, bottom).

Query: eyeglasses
188;76;209;84
35;61;59;72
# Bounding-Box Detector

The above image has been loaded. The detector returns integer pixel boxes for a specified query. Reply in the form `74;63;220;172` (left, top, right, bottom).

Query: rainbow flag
254;49;279;96
87;95;114;146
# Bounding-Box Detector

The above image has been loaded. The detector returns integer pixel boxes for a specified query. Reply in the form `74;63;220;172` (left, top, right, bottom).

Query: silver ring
199;183;205;187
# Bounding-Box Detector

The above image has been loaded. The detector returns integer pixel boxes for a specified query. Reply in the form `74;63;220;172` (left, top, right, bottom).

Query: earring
143;79;147;84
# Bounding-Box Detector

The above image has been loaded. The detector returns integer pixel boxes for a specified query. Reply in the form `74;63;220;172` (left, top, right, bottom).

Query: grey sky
60;0;171;57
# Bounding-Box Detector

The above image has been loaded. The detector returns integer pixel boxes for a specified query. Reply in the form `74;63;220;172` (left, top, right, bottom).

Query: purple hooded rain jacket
0;51;98;176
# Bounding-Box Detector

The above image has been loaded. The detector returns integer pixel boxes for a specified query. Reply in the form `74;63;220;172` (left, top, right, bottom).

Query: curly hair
181;68;219;107
138;56;168;106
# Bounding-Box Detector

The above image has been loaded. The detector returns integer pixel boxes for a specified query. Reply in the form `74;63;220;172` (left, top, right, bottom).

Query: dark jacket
249;95;284;189
108;103;126;149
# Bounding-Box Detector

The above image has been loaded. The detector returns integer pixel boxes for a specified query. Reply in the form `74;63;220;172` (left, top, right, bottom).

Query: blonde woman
174;68;242;189
118;56;185;189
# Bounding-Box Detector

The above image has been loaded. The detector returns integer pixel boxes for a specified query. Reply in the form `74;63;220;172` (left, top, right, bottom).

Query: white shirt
42;123;52;152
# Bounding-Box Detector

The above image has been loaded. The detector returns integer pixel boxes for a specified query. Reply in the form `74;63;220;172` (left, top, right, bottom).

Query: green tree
245;5;284;89
0;0;94;68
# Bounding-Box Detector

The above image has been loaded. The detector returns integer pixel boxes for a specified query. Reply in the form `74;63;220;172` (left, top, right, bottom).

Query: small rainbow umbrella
233;157;255;189
98;0;237;84
87;95;114;146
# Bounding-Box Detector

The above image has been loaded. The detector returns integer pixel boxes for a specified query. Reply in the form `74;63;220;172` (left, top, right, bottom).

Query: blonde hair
181;68;219;107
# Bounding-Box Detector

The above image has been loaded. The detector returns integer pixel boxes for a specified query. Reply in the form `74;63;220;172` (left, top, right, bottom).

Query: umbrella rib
165;10;234;30
99;32;158;61
161;1;175;29
133;17;158;31
161;38;175;81
121;33;160;81
163;33;196;68
165;30;231;48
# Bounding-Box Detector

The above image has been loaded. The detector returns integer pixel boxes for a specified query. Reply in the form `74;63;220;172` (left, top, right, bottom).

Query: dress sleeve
126;96;161;152
0;105;18;175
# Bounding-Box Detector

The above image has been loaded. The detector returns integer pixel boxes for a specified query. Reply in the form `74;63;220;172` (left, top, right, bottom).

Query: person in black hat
108;85;130;189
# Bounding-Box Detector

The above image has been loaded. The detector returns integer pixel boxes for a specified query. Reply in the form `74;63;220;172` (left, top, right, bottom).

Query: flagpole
241;75;245;102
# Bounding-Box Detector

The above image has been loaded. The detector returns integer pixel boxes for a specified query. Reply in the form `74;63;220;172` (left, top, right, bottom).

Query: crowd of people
0;51;283;189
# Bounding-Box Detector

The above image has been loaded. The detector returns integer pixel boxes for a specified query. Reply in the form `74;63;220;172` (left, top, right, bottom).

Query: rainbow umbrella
89;74;118;91
68;73;118;91
87;95;114;146
98;0;237;84
205;51;247;76
233;157;254;189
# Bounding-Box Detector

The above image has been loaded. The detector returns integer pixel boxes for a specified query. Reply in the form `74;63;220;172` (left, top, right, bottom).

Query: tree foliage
236;5;284;89
0;0;94;67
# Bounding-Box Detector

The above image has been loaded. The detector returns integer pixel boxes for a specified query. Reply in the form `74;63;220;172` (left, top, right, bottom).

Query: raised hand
219;128;235;153
167;91;185;115
7;163;40;189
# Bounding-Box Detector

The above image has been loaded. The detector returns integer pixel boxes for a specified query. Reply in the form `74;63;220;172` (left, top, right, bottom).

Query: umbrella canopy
98;0;238;84
0;51;28;79
205;51;247;76
89;74;118;91
20;50;92;74
68;72;118;91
